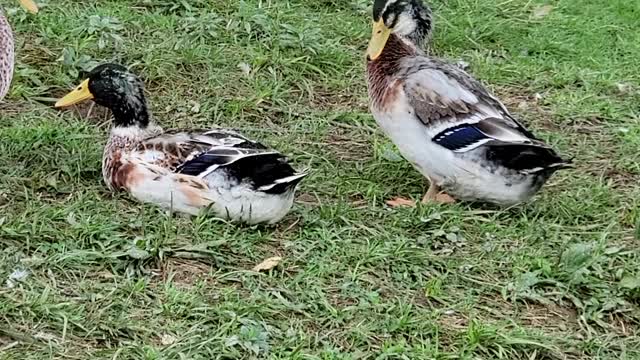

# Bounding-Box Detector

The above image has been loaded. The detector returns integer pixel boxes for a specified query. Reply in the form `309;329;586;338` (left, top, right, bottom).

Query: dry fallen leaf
616;82;632;94
160;334;177;346
238;62;252;76
252;256;282;272
434;193;456;204
532;5;553;19
386;197;417;208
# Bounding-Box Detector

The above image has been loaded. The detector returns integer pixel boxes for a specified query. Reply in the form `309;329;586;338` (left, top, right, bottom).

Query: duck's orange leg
421;179;455;204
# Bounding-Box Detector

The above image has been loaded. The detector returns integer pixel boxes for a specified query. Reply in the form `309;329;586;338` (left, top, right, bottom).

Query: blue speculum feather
433;124;487;151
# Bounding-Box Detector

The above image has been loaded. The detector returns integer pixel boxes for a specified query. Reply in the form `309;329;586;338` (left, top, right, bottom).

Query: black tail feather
258;173;308;194
224;153;304;194
486;144;571;173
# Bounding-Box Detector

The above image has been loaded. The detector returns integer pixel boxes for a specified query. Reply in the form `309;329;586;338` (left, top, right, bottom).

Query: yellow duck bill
18;0;39;14
55;79;94;107
366;20;392;60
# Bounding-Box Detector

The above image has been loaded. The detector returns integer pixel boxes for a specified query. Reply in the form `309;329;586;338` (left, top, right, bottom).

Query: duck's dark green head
368;0;433;60
55;63;149;128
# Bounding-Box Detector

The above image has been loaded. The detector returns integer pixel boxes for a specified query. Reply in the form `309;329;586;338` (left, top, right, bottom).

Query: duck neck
109;93;151;130
379;34;418;63
367;34;417;109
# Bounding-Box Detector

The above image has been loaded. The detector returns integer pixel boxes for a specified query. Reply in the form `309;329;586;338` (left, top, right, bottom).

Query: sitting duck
55;64;306;224
366;0;571;206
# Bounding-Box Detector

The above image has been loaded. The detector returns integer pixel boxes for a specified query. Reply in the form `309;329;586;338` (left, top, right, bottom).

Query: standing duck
55;64;306;224
1;0;38;100
366;0;571;206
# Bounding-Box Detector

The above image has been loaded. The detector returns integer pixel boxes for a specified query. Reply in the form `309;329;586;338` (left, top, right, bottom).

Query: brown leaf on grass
386;197;417;208
252;257;283;272
434;193;456;204
160;334;177;346
532;5;553;19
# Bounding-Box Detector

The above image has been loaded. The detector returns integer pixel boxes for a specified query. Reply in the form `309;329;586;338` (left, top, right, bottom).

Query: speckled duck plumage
0;10;16;100
0;1;38;100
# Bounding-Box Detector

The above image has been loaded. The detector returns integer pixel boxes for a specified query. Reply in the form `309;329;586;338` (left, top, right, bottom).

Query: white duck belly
125;167;296;224
439;150;541;205
202;170;296;225
108;150;297;224
372;100;537;205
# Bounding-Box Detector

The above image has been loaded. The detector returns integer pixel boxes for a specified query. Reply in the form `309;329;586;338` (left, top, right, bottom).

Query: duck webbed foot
421;180;455;204
385;179;455;207
386;197;417;207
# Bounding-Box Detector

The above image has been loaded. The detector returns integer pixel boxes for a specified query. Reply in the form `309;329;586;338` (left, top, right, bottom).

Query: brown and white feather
0;10;15;100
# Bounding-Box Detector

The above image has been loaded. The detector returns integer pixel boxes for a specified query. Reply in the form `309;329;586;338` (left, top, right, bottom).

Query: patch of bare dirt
324;128;372;162
308;85;368;111
0;101;35;116
438;310;469;331
519;302;579;332
162;258;214;288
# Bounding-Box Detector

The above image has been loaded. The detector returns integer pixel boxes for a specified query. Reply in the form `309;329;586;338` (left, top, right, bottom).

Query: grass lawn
1;0;639;358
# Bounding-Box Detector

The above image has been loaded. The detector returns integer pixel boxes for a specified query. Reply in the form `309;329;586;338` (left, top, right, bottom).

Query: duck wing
134;128;263;170
179;151;306;194
134;129;305;193
401;58;543;150
401;57;570;172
